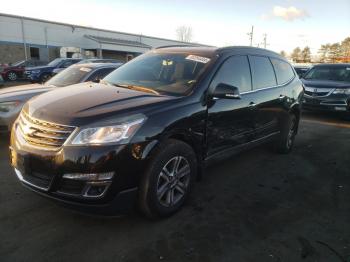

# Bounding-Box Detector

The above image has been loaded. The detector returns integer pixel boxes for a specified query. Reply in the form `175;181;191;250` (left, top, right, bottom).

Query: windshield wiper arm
110;83;160;95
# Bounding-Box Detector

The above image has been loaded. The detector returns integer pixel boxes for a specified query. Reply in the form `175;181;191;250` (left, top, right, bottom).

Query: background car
0;63;122;132
302;63;350;116
0;60;47;81
24;58;82;83
0;75;4;87
294;65;310;78
77;58;123;64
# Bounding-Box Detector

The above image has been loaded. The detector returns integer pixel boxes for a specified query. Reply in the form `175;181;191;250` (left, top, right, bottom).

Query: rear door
248;55;281;139
206;55;256;157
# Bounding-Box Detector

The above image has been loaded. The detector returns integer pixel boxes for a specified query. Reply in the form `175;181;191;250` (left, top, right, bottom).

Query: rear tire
139;139;197;219
274;113;298;154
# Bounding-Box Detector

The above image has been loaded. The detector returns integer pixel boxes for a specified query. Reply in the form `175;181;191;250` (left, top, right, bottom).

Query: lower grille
16;111;76;151
58;179;86;195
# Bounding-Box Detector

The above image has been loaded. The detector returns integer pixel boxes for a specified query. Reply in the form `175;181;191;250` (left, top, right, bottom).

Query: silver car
0;63;122;132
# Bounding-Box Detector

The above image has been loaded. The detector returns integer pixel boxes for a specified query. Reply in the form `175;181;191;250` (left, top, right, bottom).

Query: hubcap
8;72;16;81
156;156;191;207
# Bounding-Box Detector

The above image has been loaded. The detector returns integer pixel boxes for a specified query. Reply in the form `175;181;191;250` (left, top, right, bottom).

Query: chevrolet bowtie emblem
22;125;36;136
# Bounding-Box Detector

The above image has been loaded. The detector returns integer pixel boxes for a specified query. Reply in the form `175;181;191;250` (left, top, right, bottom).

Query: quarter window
271;58;295;85
249;56;277;90
211;56;252;93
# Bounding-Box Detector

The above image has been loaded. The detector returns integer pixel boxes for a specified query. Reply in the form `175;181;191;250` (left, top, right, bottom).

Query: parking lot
0;112;349;262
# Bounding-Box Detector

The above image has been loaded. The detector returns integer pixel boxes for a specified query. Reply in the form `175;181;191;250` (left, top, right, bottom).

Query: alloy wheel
7;72;17;81
156;156;191;207
287;117;297;149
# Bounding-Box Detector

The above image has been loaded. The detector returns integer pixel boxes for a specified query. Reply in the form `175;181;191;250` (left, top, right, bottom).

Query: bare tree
301;47;311;63
291;47;302;62
176;26;193;42
280;50;287;58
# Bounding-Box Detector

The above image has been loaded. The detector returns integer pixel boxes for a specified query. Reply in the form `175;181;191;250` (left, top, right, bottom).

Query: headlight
70;117;145;145
332;88;350;95
0;101;21;113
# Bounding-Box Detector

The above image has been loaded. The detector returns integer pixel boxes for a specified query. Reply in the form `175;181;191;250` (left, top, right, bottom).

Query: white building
0;13;205;63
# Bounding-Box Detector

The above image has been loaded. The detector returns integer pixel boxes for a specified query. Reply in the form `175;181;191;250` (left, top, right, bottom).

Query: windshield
48;58;64;67
304;66;350;82
12;60;25;67
103;52;212;96
45;66;92;87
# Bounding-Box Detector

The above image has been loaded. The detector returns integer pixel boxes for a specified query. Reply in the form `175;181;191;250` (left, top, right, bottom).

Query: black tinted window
88;68;116;82
271;59;295;84
211;56;252;93
250;56;277;90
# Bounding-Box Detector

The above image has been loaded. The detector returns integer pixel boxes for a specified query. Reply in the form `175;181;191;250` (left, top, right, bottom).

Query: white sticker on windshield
79;67;92;72
186;55;211;64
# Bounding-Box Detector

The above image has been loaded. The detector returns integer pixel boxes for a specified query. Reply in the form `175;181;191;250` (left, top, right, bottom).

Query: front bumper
24;71;40;82
302;95;349;113
10;129;156;214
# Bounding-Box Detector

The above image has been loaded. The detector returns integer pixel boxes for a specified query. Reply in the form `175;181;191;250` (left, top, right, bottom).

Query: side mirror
213;83;241;99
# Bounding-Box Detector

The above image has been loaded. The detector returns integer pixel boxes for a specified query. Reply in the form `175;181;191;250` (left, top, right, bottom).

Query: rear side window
249;56;277;90
211;55;252;93
271;58;295;85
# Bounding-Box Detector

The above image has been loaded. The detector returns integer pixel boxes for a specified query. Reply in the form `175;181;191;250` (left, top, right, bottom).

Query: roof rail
155;44;205;49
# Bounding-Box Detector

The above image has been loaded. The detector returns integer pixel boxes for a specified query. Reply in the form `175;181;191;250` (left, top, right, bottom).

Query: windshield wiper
110;83;160;95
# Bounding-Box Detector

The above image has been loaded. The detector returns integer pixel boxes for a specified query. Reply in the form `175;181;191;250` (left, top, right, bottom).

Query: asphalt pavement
0;112;349;262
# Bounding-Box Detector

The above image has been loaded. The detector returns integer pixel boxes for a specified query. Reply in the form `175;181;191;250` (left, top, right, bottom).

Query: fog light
62;172;115;181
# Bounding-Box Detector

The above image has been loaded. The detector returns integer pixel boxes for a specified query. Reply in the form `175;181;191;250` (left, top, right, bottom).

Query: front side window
103;52;213;96
45;66;93;87
271;58;295;85
48;58;64;67
250;56;277;90
210;55;252;93
87;68;116;82
303;66;350;82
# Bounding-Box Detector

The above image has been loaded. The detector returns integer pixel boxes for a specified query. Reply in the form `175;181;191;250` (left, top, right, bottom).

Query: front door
206;55;256;158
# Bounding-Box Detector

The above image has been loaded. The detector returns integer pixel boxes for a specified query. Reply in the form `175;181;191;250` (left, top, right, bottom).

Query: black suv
10;46;304;218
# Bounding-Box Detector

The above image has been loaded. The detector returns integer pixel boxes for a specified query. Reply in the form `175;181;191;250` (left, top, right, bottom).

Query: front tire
274;113;298;154
7;71;17;81
39;73;51;83
139;139;197;218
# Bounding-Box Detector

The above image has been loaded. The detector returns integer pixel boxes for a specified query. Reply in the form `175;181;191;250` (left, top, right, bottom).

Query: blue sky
2;0;349;54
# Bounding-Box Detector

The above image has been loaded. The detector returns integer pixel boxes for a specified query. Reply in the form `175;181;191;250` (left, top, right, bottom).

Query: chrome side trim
14;168;49;191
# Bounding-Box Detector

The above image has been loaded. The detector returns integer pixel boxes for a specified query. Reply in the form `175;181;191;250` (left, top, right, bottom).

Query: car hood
26;66;54;71
302;79;350;89
25;82;177;126
0;84;55;101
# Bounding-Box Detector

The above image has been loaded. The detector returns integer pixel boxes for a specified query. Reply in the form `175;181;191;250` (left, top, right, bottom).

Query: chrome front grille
304;87;334;97
16;111;76;150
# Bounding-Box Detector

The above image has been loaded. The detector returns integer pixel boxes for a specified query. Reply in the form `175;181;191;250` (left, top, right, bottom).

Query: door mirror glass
213;83;241;99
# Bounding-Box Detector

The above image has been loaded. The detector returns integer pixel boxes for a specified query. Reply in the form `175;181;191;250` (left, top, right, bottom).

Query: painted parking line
302;118;350;129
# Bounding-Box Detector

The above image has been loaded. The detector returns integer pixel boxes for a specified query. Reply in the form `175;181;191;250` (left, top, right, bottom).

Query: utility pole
262;33;268;49
247;26;254;46
20;17;28;60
